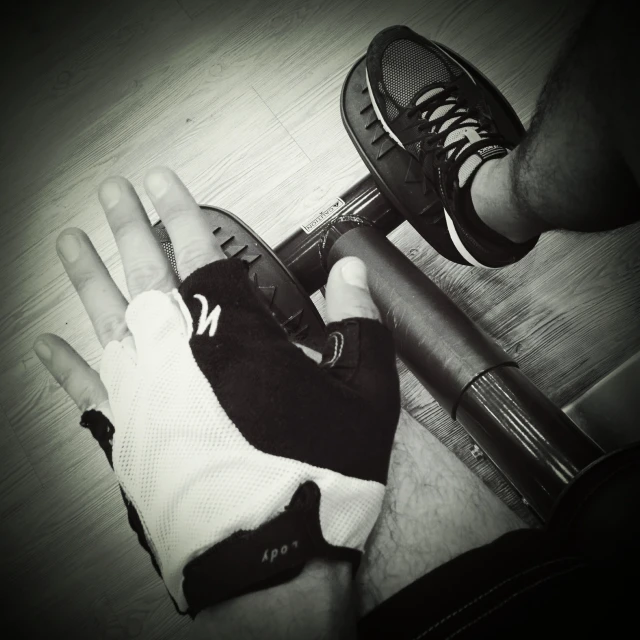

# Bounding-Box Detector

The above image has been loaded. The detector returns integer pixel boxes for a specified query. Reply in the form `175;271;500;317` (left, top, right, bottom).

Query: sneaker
366;25;538;267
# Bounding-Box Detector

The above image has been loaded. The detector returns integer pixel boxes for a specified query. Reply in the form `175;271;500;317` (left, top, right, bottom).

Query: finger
325;257;381;323
144;167;226;280
34;333;108;411
99;177;178;298
57;228;130;347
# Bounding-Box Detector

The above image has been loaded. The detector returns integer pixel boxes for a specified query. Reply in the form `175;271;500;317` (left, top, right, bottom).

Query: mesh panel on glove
94;258;399;613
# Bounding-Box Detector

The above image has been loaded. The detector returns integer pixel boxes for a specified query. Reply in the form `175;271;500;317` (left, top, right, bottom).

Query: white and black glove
81;257;400;615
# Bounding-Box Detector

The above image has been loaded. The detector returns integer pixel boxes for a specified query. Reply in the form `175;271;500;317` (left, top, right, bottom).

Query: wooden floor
2;0;639;637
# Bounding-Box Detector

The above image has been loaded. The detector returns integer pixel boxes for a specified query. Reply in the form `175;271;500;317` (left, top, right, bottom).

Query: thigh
355;410;524;617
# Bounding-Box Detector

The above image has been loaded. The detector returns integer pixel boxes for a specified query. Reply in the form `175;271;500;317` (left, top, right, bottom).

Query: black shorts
358;528;630;639
358;443;640;639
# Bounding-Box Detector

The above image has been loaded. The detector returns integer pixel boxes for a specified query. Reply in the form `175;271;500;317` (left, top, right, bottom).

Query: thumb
325;257;381;323
321;258;398;415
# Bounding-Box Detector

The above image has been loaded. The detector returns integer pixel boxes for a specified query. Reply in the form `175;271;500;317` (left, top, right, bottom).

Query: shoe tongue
415;88;505;187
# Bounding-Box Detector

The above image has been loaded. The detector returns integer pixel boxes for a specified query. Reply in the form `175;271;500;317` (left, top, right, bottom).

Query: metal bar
327;226;515;417
326;226;602;520
274;176;403;293
456;366;602;519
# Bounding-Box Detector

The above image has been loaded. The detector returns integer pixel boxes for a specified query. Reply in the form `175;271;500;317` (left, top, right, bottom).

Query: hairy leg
355;409;524;617
471;0;640;242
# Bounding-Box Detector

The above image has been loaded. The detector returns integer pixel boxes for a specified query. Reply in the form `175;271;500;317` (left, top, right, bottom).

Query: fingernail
341;259;368;290
146;170;170;198
34;339;52;361
100;181;121;209
58;233;80;262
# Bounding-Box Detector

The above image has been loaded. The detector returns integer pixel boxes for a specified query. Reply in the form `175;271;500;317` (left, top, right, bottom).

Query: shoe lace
405;79;506;196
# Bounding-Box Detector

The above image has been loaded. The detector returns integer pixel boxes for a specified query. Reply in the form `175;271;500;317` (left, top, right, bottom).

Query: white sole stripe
444;210;498;269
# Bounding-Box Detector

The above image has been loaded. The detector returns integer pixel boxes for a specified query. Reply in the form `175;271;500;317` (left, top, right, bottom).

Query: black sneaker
366;25;538;267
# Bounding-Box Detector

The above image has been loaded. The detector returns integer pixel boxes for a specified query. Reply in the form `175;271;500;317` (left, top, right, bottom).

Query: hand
34;167;400;615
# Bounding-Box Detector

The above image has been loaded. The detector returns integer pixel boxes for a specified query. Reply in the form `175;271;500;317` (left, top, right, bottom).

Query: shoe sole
366;43;499;269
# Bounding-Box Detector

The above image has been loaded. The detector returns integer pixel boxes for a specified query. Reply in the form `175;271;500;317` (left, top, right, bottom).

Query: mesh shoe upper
366;26;538;267
378;39;456;116
373;35;464;159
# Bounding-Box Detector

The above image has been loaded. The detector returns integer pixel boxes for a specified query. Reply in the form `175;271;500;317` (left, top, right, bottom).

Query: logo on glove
262;540;300;564
194;294;222;337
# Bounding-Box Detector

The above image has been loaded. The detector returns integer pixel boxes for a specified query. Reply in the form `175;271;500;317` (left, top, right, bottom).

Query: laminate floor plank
0;406;42;518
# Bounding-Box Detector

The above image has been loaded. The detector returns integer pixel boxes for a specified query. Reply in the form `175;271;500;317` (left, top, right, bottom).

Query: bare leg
355;410;523;617
470;0;640;242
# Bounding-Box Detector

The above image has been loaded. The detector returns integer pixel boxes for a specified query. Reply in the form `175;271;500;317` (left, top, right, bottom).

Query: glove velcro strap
182;481;361;616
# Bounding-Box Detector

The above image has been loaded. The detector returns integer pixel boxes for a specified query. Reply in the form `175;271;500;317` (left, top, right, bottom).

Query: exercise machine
153;49;640;526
